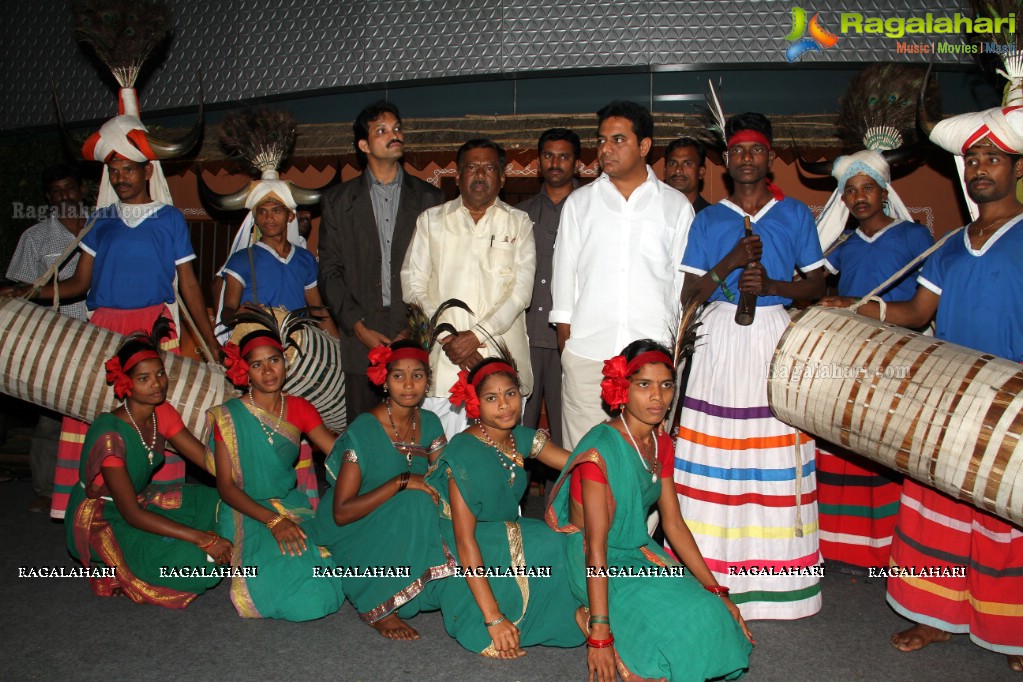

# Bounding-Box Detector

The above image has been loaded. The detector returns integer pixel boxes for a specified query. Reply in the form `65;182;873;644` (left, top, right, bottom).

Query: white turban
929;106;1023;155
815;150;914;252
244;175;298;211
82;89;173;208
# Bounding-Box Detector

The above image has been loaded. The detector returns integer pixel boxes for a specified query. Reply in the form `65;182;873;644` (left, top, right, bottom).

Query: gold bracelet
266;514;287;530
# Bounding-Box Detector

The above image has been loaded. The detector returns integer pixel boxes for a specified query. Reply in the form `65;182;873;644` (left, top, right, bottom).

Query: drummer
823;122;1023;671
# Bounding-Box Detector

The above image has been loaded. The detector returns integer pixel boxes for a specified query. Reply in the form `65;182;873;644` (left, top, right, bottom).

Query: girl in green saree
311;339;456;640
546;340;753;682
206;310;344;621
428;357;584;659
66;319;230;608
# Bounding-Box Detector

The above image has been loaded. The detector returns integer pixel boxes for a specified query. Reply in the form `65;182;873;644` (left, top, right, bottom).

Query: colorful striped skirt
886;479;1023;655
816;441;902;568
674;302;822;621
51;304;184;520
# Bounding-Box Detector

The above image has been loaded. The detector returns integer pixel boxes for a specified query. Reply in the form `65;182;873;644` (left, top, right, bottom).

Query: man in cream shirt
401;139;536;437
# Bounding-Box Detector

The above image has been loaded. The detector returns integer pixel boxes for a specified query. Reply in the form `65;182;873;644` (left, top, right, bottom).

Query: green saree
205;398;344;621
547;423;751;682
428;425;584;655
66;413;222;608
311;410;456;622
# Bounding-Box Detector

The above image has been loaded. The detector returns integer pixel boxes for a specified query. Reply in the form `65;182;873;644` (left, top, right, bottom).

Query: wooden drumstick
734;216;757;326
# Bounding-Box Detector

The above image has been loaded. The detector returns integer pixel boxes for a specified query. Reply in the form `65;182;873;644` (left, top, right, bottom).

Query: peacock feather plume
836;63;941;151
229;304;320;359
72;0;172;88
219;107;297;175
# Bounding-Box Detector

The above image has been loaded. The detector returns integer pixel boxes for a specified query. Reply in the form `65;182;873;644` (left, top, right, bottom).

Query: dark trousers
523;346;563;447
344;372;383;421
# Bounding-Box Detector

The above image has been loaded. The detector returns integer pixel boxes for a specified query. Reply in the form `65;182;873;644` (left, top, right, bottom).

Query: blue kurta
222;241;318;311
681;197;825;306
825;220;933;301
918;217;1023;360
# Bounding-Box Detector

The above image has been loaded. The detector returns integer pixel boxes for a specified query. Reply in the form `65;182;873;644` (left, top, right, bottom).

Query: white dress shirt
550;166;693;360
401;196;536;396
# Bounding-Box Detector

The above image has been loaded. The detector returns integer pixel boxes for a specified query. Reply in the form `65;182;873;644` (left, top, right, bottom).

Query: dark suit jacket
318;170;444;373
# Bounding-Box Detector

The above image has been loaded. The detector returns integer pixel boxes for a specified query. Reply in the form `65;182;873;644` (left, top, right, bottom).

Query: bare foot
1009;655;1023;672
575;606;590;637
890;624;951;652
370;613;420;641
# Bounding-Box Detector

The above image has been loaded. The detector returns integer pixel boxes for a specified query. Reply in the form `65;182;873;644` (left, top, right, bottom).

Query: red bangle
705;585;730;596
586;636;615;648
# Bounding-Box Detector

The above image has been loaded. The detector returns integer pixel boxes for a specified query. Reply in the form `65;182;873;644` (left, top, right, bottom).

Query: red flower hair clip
367;345;393;386
448;369;481;419
104;357;134;400
600;355;631;411
222;342;251;387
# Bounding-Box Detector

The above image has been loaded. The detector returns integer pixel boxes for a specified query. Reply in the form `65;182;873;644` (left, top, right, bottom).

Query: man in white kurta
401;139;536;438
550;101;693;448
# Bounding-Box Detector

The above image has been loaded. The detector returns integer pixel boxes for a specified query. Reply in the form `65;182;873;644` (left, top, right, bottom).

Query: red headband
726;130;771;150
725;130;785;202
448;361;517;419
241;335;283;358
366;345;431;385
600;351;674;411
104;349;160;400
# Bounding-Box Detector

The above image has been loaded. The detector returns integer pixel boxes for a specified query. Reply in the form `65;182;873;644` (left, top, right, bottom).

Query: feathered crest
695;80;729;149
406;299;474;350
667;294;706;436
72;0;173;88
119;315;174;355
970;1;1023;98
219;107;297;175
229;304;319;358
837;64;940;151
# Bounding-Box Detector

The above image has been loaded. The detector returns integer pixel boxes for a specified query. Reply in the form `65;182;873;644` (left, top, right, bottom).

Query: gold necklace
478;425;521;486
385;398;418;467
249;390;285;444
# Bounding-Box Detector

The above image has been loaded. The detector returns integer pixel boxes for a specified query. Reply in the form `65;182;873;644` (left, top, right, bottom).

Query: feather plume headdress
969;1;1023;106
64;0;201;208
218;107;299;211
805;64;934;250
222;305;320;387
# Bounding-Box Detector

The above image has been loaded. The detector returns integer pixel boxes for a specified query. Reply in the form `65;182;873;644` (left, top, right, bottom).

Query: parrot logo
785;7;840;62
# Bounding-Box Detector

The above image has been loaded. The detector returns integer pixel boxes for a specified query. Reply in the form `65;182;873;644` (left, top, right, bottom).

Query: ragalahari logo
785;7;840;62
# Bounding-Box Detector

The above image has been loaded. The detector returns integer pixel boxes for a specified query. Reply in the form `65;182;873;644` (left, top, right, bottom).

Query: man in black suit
319;101;444;417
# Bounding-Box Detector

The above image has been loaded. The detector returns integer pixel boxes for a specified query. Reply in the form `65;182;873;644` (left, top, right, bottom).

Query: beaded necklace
249;390;285;444
125;405;158;465
385;398;419;467
619;414;658;483
478;424;521;487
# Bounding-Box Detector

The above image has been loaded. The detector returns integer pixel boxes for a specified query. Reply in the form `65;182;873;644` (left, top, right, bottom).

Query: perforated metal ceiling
2;0;972;130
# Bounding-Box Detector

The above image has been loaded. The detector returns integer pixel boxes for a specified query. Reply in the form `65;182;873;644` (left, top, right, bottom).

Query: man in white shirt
401;139;536;438
550;101;694;448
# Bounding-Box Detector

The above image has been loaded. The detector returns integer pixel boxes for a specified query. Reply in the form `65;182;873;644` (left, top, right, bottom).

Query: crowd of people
3;89;1022;679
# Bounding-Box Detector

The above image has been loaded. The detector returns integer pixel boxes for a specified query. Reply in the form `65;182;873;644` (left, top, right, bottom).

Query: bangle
586;636;615;648
704;584;730;596
197;531;219;550
266;514;287;530
709;269;736;303
484;615;506;627
398;472;410;491
588;615;610;626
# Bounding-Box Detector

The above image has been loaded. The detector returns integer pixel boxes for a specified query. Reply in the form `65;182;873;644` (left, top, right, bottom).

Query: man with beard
550;101;692;449
674;112;826;621
320;101;444;417
664;137;710;213
824;122;1023;672
5;164;89;512
517;128;581;448
401;139;535;438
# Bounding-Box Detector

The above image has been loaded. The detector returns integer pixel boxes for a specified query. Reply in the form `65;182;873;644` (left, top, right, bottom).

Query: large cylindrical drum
769;306;1023;527
284;325;347;433
0;295;230;436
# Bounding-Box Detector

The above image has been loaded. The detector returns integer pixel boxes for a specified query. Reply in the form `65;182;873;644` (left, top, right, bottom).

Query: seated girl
427;356;584;658
311;339;456;639
206;308;345;621
65;318;229;607
547;340;753;681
